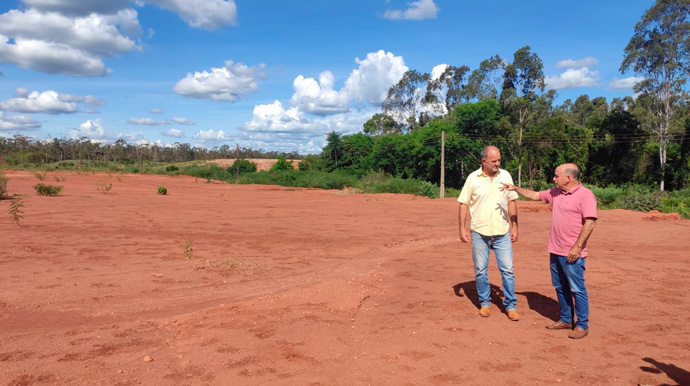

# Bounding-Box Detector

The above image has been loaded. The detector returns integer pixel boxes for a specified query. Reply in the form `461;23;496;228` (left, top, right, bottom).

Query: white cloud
170;117;195;125
163;128;185;138
383;0;439;20
69;119;109;140
21;0;131;16
0;89;78;114
430;63;448;81
555;57;599;69
0;8;142;76
609;76;645;91
149;108;163;114
342;50;408;104
58;93;106;106
0;35;112;76
127;117;170;125
145;0;237;30
0;112;41;131
546;67;599;90
290;72;350;116
173;60;266;101
195;129;232;142
239;100;375;153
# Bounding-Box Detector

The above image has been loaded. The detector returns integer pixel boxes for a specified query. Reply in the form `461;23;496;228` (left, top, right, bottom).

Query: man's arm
458;203;471;243
508;199;518;242
567;218;596;263
501;182;541;201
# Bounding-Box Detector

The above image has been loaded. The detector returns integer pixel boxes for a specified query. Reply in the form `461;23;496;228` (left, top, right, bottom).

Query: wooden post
440;131;445;198
235;144;240;184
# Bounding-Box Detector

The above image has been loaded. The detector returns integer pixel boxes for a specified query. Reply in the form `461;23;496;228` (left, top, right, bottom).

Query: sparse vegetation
0;171;8;199
32;171;47;180
9;199;24;225
95;180;113;194
157;185;167;195
34;183;63;196
184;241;193;259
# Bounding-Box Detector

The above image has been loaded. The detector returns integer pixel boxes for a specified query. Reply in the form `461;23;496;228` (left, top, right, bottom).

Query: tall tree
501;46;546;186
464;55;506;102
427;65;471;114
382;70;430;132
620;0;690;190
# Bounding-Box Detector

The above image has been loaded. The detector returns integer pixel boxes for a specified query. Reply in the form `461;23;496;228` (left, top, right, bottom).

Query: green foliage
182;164;231;181
184;241;193;259
0;171;8;199
229;159;258;174
270;156;295;171
165;165;179;172
157;185;167;195
298;154;324;171
34;183;62;196
9;199;24;225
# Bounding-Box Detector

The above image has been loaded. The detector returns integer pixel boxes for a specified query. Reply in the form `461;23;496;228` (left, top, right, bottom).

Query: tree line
319;0;690;191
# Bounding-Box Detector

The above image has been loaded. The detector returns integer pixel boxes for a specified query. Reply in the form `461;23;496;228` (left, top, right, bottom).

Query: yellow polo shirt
458;168;519;237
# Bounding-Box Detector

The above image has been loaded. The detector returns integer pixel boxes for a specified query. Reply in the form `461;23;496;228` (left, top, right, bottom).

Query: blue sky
0;0;653;154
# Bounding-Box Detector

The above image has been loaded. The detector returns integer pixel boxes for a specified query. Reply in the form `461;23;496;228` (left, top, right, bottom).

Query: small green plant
157;185;167;195
0;171;8;199
165;165;179;172
54;175;67;182
32;171;47;181
95;180;113;194
34;183;63;196
184;241;193;259
9;199;24;226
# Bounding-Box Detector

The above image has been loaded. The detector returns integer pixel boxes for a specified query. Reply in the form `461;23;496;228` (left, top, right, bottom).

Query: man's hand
459;228;470;243
567;245;582;263
501;182;515;191
510;226;518;242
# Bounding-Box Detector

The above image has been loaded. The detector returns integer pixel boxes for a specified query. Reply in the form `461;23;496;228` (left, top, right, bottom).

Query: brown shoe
568;327;588;339
507;310;520;321
546;320;573;330
479;306;491;317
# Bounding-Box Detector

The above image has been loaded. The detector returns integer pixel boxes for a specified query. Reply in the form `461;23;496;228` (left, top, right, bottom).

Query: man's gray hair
564;165;580;181
480;146;497;160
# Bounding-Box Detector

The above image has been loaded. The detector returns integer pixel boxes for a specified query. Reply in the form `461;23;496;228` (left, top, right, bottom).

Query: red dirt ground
1;170;689;385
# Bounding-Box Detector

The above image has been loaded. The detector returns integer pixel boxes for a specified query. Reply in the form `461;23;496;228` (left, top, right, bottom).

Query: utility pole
440;131;445;198
236;144;240;184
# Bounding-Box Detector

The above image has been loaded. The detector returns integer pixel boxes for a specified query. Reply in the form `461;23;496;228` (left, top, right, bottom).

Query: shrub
0;171;8;199
166;165;180;172
228;159;258;175
9;199;24;225
34;183;63;196
270;156;295;171
157;185;167;195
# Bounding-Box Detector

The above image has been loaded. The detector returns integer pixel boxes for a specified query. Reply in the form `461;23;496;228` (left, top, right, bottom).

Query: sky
0;0;654;154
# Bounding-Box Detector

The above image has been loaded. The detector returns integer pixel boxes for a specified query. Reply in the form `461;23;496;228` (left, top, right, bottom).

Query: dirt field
1;170;689;385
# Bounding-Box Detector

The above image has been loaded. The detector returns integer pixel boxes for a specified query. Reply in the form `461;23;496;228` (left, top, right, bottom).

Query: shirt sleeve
539;188;556;204
582;190;598;219
457;175;473;204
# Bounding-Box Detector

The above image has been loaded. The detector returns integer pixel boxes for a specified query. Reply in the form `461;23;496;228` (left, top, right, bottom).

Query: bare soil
1;170;689;385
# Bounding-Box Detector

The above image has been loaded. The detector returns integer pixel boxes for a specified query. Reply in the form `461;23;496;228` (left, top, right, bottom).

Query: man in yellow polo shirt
458;145;520;321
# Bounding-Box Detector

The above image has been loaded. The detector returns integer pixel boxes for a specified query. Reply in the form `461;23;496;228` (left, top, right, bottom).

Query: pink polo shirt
539;184;597;257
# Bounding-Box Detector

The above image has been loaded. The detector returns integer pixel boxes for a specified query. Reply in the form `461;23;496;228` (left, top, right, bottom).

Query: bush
35;183;63;196
0;171;8;198
166;165;179;172
228;159;257;175
270;156;295;171
157;186;167;195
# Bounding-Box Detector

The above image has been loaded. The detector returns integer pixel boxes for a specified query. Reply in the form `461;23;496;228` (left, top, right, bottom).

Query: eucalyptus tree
363;113;401;136
382;70;430;132
464;55;506;102
427;65;471;114
620;0;690;190
500;46;546;186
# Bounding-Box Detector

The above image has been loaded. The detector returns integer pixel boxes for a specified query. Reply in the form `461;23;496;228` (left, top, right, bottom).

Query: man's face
553;167;569;189
481;150;501;174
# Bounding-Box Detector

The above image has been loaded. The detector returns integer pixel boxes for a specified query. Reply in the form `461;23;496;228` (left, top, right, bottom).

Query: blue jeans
471;231;517;310
550;253;589;330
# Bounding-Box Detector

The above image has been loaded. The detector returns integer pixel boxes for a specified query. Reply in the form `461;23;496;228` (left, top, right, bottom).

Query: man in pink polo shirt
501;163;597;339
